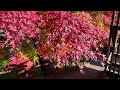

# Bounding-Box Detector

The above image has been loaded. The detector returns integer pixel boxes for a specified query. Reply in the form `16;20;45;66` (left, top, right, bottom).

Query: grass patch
0;59;9;71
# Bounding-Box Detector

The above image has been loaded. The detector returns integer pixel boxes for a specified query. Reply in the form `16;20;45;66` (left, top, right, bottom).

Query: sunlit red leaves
38;11;109;64
9;51;33;76
103;11;120;26
0;11;41;50
0;11;110;70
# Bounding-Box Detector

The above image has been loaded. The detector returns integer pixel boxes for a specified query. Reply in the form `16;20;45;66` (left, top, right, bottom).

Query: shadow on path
27;60;105;79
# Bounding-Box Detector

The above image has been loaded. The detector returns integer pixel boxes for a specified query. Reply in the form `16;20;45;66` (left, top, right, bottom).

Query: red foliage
39;11;109;67
0;11;41;51
8;52;34;77
0;11;109;70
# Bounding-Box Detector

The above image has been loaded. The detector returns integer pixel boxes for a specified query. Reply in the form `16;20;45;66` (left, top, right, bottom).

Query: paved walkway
28;60;105;79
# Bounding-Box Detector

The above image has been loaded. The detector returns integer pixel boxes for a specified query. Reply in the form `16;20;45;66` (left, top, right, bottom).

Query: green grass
0;59;9;71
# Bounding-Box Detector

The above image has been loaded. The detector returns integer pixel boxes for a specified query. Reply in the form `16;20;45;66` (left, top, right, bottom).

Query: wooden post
104;11;115;78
